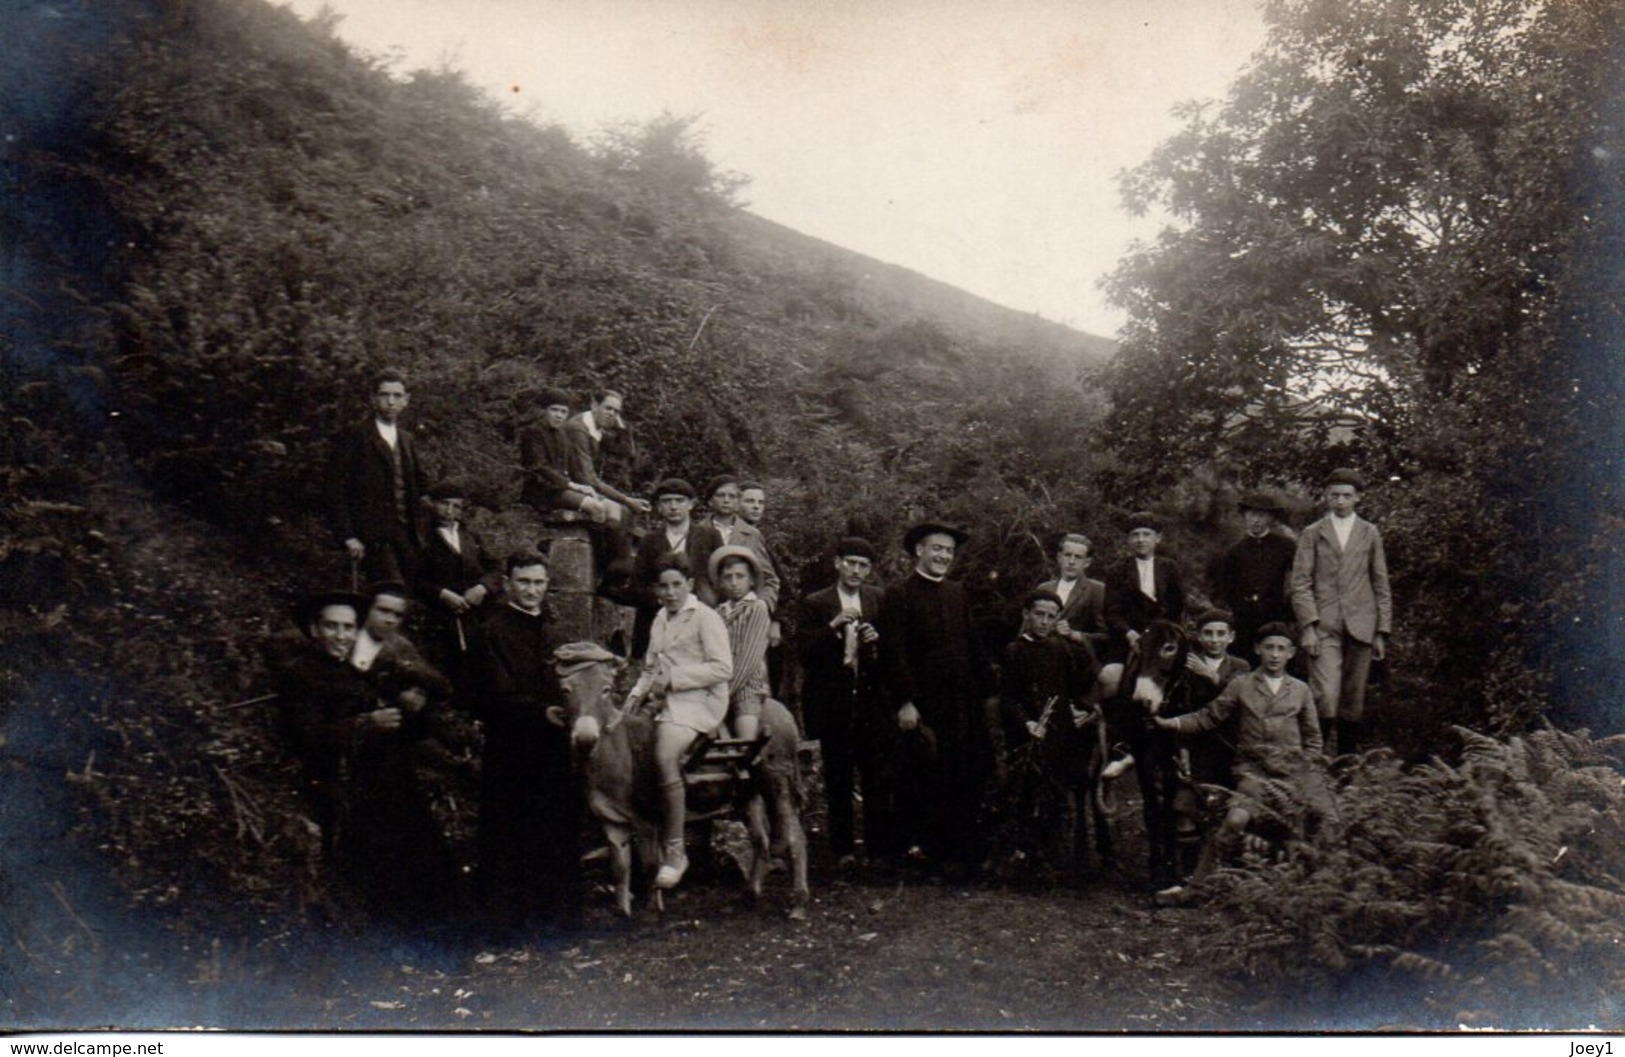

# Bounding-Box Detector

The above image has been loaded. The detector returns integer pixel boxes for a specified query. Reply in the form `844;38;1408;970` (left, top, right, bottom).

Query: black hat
294;590;368;635
1125;510;1163;533
427;478;469;501
1324;468;1365;489
902;520;969;553
538;386;572;410
654;478;696;500
1255;621;1296;644
1237;491;1285;516
1024;588;1065;611
834;536;877;562
1192;608;1235;630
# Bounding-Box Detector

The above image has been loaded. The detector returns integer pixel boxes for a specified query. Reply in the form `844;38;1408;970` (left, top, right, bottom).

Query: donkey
551;641;810;920
1095;620;1200;889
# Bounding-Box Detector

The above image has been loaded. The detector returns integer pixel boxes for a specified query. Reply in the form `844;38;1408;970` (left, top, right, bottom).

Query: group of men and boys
280;369;1394;932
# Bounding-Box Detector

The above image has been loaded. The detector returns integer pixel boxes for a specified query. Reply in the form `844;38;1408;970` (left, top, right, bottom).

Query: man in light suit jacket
1037;532;1107;663
1290;468;1393;756
324;368;428;587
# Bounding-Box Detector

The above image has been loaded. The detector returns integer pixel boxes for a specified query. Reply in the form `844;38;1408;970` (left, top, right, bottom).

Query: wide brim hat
1237;491;1285;516
902;520;969;553
294;590;369;635
708;544;761;584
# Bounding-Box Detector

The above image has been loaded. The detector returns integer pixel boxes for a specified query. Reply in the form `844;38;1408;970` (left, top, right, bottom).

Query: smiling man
878;520;1000;880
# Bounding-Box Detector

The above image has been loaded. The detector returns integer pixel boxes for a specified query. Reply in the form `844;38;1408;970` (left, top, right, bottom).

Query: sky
281;0;1269;338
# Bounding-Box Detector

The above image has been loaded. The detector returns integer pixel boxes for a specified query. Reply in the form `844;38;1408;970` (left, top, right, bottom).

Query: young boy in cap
1102;511;1187;662
798;536;891;865
1214;492;1297;654
1290;468;1393;755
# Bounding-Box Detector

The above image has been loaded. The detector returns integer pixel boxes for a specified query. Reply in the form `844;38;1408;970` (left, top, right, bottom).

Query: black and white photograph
3;0;1622;1037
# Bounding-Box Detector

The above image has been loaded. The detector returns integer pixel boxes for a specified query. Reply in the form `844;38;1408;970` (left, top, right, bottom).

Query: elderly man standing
878;521;1001;881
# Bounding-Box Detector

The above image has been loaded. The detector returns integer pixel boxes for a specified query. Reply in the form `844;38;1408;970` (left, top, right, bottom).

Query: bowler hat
708;544;761;585
902;520;969;553
1237;491;1285;516
834;536;877;562
294;589;369;635
654;478;696;500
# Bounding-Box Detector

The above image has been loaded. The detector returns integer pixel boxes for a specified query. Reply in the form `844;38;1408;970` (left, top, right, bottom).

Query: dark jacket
797;583;887;740
630;521;726;657
518;421;574;510
1103;556;1187;647
323;419;427;548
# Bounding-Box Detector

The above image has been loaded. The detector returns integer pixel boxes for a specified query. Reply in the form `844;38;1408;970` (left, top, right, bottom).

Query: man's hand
344;538;366;562
857;622;879;644
1055;618;1076;640
629;497;653;514
1152;715;1178;731
768;620;783;648
830;612;855;630
440;588;471;614
464;584;488;608
1301;626;1321;657
897;702;920;732
364;706;403;731
1071;704;1099;730
1025;719;1045;740
397;687;427;712
1372;633;1387;662
1184;654;1218;681
1125;629;1141;648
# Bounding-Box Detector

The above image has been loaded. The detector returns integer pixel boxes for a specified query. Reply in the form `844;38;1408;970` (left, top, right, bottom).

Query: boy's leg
1338;639;1374;753
654;722;696;887
1308;628;1344;755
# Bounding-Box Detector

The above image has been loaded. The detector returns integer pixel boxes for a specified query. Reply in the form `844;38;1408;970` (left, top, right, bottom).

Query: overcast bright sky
282;0;1268;338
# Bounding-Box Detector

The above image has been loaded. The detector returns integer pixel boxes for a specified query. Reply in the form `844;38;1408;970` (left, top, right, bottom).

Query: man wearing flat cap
1290;468;1392;755
1214;491;1298;655
878;521;1001;879
799;536;895;866
629;478;726;658
1102;511;1187;662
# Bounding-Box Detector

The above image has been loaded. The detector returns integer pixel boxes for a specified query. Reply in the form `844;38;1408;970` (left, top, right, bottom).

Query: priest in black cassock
878;520;1001;880
468;551;582;938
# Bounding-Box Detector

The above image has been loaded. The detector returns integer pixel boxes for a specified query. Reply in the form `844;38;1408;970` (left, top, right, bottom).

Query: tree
1098;0;1625;732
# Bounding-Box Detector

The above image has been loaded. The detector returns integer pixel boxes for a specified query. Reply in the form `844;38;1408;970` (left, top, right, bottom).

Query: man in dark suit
798;536;893;865
629;478;725;658
323;368;428;587
415;479;502;693
1213;491;1298;654
1037;532;1107;662
1103;511;1187;661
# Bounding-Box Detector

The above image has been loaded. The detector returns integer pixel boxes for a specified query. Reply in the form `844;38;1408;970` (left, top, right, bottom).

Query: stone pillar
537;513;633;652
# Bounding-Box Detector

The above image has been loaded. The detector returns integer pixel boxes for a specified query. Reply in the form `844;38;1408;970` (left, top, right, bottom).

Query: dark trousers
822;720;895;859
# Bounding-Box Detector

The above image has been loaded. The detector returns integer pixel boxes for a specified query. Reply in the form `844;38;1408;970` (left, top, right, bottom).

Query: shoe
1153;884;1193;907
1101;754;1135;780
655;842;688;889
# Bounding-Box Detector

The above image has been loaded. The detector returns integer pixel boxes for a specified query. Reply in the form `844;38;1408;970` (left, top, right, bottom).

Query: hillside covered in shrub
3;0;1623;1031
